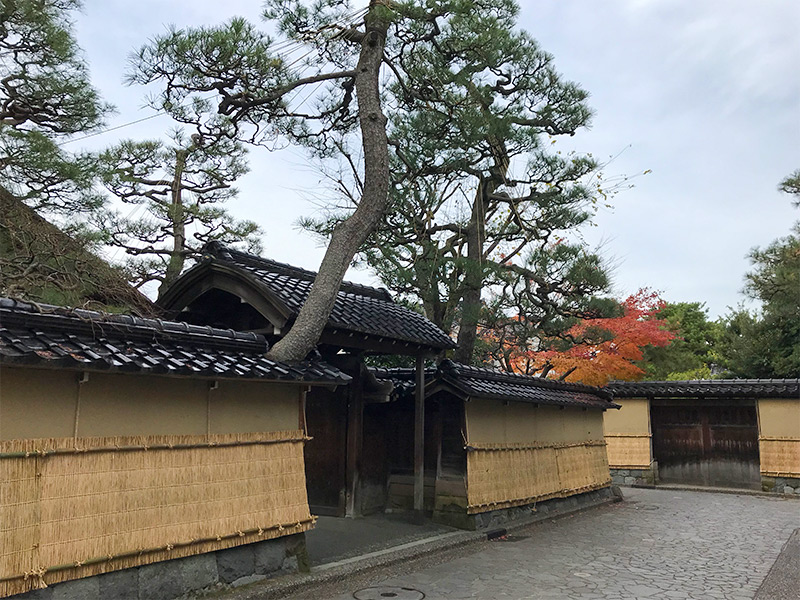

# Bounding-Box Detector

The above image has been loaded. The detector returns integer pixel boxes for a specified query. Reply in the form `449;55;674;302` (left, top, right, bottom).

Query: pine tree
0;0;111;214
719;169;800;377
128;0;618;362
99;129;261;298
303;0;618;362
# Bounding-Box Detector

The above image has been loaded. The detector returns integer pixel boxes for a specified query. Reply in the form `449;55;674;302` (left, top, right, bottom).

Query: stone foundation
761;476;800;495
433;486;617;531
10;533;307;600
610;467;656;486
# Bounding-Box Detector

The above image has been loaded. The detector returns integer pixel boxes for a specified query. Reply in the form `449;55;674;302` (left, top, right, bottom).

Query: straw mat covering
604;434;652;469
759;437;800;477
466;441;611;514
0;431;312;597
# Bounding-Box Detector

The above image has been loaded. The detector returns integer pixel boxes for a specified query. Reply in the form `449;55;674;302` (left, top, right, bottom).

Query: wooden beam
414;354;425;515
317;329;444;356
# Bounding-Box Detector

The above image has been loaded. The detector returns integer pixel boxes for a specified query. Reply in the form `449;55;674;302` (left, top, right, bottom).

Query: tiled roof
375;360;615;409
199;243;456;351
0;298;350;384
435;361;617;409
606;379;800;399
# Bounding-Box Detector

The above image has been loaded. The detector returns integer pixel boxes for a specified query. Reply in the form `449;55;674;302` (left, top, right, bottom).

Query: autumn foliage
483;289;677;385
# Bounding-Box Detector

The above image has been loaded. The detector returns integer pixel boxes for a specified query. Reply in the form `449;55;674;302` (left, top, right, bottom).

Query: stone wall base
610;467;656;486
434;486;616;532
761;476;800;495
10;533;307;600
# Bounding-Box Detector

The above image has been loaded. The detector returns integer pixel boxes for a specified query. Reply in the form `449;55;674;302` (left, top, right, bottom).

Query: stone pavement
306;513;455;566
288;488;799;600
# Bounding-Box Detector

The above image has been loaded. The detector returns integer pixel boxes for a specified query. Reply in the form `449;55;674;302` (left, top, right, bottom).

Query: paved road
289;488;799;600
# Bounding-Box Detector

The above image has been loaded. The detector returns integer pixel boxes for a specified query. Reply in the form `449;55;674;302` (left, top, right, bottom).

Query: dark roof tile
205;244;456;351
435;361;617;409
606;379;800;399
0;298;350;385
371;360;617;409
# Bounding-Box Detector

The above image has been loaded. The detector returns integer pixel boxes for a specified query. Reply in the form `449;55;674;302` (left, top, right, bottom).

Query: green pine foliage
98;129;262;297
299;0;615;361
0;0;112;213
720;224;800;378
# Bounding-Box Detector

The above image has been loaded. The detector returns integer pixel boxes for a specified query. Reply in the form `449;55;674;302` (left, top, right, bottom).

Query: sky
71;0;800;319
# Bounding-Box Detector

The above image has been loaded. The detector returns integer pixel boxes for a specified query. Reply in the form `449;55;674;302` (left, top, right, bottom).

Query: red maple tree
482;289;677;385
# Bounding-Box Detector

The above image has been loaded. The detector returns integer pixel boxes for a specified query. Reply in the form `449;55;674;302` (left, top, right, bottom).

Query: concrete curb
629;483;800;499
204;492;620;600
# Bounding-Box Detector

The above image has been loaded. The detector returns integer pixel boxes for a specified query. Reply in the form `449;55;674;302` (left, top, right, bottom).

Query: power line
59;6;371;149
58;112;167;146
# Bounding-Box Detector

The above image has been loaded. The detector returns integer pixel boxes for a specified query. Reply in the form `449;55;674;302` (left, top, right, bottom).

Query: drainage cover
353;586;425;600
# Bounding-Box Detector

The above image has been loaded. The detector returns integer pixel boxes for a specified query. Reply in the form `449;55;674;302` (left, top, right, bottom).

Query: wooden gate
651;400;760;489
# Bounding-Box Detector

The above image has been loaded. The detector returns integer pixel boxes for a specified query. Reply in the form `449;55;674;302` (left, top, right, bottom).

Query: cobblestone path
313;488;799;600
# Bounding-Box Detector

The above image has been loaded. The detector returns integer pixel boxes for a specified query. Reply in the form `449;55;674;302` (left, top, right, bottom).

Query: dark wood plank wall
651;399;760;489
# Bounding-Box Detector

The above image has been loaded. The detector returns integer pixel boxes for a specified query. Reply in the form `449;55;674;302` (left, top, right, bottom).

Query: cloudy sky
72;0;799;318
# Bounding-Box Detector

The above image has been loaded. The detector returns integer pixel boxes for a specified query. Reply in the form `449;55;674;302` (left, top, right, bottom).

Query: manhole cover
353;586;425;600
638;505;660;510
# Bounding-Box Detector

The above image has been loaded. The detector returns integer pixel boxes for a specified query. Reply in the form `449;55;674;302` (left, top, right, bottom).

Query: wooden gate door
304;387;348;516
651;400;760;489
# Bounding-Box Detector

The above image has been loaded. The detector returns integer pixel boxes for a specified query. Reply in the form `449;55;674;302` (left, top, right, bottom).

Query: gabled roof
0;297;350;384
607;379;800;399
372;360;617;409
158;243;456;354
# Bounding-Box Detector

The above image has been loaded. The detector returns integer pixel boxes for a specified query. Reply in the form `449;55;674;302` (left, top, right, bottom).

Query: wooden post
414;354;425;515
345;363;364;517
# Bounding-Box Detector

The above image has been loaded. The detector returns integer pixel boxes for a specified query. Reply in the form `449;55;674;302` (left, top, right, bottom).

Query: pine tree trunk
453;180;490;363
157;147;188;299
267;5;389;363
452;100;509;364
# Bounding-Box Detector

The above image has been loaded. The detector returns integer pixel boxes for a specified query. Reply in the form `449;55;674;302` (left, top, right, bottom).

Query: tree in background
481;289;676;386
0;0;110;215
99;128;261;298
640;301;723;380
303;0;625;363
718;169;800;377
720;225;800;377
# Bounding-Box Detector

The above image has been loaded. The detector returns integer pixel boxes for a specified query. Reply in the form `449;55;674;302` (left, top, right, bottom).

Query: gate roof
158;242;456;355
